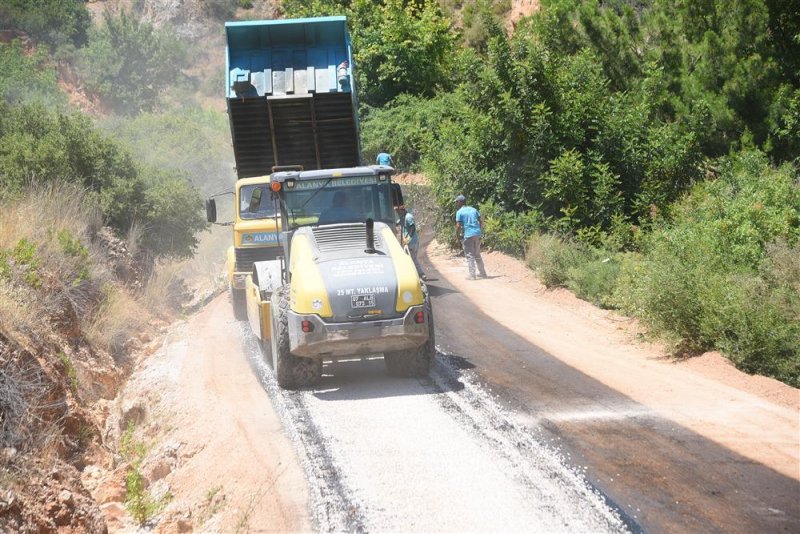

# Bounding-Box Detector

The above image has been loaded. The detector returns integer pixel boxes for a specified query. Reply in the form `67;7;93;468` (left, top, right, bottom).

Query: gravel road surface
243;330;629;533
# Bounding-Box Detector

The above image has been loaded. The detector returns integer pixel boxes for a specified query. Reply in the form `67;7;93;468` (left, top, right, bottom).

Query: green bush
0;41;65;106
525;232;591;288
0;0;91;49
80;10;189;115
55;228;90;284
0;239;43;288
700;268;798;386
767;85;800;163
361;93;468;172
57;352;78;394
139;168;207;259
614;246;711;350
479;200;544;256
566;254;621;308
119;421;170;525
0;102;206;259
614;150;799;384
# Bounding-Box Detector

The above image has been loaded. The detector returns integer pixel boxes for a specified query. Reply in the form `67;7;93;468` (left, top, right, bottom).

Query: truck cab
207;176;282;319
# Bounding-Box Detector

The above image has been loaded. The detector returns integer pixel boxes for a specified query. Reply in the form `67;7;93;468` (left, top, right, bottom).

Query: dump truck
207;16;434;388
207;16;362;319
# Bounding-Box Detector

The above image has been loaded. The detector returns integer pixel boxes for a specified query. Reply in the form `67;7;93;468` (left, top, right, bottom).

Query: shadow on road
425;281;459;297
244;333;467;401
310;351;466;401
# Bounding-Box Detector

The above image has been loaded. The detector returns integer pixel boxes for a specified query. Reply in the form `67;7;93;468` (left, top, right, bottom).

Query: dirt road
114;234;799;533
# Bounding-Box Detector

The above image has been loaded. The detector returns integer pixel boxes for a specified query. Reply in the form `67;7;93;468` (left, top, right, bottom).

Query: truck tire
384;300;435;378
271;286;322;389
231;286;247;321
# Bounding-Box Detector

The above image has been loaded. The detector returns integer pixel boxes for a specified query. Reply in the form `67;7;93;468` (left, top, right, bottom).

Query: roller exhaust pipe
365;218;376;254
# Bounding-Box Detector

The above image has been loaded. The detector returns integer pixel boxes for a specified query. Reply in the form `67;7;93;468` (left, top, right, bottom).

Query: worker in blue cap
454;194;487;280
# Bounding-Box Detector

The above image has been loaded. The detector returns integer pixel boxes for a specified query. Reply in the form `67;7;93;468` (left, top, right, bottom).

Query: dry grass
85;286;149;359
0;182;102;250
178;224;229;290
0;355;64;456
0;280;47;347
0;183;225;364
0;183;102;345
126;221;143;260
140;259;189;315
0;183;155;357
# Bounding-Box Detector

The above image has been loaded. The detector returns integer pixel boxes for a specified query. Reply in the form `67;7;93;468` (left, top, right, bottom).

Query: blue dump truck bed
226;17;360;178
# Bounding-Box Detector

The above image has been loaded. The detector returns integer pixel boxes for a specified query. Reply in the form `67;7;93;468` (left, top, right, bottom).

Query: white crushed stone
245;329;629;533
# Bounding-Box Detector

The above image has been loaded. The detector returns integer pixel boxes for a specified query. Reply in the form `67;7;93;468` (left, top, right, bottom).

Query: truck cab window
239;185;277;220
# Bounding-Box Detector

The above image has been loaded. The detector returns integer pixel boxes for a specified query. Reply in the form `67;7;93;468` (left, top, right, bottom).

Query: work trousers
462;236;486;278
407;241;425;276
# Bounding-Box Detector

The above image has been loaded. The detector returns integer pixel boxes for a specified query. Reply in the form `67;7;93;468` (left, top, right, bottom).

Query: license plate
351;294;376;308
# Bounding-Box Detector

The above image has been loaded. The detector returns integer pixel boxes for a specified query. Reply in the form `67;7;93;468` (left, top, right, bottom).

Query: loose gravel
242;325;630;533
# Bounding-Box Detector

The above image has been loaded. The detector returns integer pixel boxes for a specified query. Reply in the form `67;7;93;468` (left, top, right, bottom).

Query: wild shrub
614;150;799;383
699;269;799;386
566;254;621;309
479;200;544;256
401;0;796;253
0;41;65;106
768;85;800;163
119;421;170;525
0;239;43;288
0;102;205;260
0;280;47;344
0;356;59;454
0;0;91;49
141;260;191;316
85;286;147;361
80;10;189;114
55;229;91;284
57;352;78;394
525;233;591;288
361;93;467;172
0;185;105;342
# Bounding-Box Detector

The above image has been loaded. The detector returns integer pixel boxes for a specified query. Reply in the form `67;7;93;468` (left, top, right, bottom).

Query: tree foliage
0;0;91;49
282;0;456;107
0;102;205;259
80;10;189;115
0;41;65;107
362;0;797;243
101;106;233;196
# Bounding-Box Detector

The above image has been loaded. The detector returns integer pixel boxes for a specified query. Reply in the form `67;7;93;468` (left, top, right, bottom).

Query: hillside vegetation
0;0;797;528
0;0;238;529
285;0;799;386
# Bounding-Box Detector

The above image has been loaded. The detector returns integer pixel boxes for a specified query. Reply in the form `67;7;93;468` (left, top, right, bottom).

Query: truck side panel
226;17;360;178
